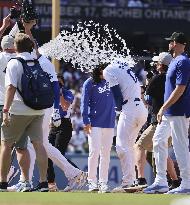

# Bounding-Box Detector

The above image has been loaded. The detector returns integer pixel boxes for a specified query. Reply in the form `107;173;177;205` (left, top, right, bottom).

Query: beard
169;47;174;55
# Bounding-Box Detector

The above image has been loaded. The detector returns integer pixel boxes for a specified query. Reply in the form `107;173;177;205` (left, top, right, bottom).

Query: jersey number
127;69;138;83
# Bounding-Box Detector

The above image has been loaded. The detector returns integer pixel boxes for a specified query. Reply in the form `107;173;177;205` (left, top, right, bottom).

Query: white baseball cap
152;52;173;66
1;35;14;50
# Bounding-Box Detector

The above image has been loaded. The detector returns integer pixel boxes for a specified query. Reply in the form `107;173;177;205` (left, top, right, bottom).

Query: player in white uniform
103;60;148;192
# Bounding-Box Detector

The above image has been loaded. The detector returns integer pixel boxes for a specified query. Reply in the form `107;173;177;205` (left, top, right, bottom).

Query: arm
162;85;186;110
157;85;186;123
60;96;70;111
60;89;74;111
52;81;60;109
51;81;61;127
0;15;11;38
80;81;92;134
110;85;123;111
3;85;16;126
80;81;91;125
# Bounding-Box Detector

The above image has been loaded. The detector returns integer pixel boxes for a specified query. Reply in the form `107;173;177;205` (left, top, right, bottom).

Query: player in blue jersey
144;32;190;194
81;64;116;193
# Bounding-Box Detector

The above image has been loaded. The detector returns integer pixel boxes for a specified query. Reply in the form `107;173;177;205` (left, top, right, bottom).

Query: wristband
3;108;9;113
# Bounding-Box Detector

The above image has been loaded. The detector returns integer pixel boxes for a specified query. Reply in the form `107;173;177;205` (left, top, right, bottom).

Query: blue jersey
164;53;190;117
81;78;116;128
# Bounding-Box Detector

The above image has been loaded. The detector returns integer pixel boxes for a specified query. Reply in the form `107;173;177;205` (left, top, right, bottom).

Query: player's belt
122;98;141;105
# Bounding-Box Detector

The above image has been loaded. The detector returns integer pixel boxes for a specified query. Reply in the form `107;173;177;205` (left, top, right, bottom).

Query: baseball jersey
103;60;142;114
81;78;115;128
0;52;16;105
164;53;190;117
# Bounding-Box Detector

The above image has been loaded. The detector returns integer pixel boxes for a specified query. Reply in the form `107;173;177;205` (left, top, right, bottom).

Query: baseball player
81;65;116;193
103;60;148;192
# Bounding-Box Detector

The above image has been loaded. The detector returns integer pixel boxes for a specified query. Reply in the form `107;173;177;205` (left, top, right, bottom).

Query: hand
2;15;11;29
51;108;61;127
2;112;10;127
83;124;91;135
157;107;164;124
22;20;37;31
60;96;70;111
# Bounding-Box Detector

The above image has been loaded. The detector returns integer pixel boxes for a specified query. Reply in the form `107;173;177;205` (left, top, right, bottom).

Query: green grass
0;193;189;205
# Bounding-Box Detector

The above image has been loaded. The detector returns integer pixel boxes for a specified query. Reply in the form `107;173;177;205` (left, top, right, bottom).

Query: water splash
39;21;135;72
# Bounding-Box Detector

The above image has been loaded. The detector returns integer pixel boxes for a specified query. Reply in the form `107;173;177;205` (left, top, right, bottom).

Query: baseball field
0;192;189;205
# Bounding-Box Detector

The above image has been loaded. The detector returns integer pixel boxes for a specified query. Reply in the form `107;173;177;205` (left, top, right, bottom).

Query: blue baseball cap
63;90;74;103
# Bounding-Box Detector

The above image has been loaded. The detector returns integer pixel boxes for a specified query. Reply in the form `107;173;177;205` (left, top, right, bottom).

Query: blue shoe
143;183;169;194
166;186;190;194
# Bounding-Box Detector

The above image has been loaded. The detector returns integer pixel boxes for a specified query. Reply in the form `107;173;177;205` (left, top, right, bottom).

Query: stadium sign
35;5;190;34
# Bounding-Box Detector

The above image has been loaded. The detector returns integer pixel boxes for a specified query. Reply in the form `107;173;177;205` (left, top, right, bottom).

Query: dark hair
57;73;64;82
92;63;108;84
14;33;34;53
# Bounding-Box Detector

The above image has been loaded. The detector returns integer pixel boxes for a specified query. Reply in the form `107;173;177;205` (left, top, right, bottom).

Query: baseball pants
153;115;190;188
88;127;114;184
116;101;148;185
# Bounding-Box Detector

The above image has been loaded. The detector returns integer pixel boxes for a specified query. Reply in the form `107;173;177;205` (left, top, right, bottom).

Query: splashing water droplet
39;21;135;72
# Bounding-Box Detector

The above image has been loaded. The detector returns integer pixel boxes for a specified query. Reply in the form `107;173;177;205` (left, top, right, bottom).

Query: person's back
103;60;147;192
103;61;142;113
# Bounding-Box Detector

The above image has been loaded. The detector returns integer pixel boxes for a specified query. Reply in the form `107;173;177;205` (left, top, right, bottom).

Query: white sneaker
8;181;23;192
16;181;31;192
65;171;88;191
112;182;130;193
88;181;99;192
98;182;110;193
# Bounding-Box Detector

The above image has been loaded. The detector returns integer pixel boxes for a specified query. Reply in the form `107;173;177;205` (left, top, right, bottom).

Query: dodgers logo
98;82;110;93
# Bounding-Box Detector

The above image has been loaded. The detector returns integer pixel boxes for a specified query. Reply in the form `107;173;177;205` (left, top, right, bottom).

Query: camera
10;0;38;23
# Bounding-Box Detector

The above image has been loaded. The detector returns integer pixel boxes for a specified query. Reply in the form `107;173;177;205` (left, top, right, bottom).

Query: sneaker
0;182;8;192
169;180;181;190
143;183;169;194
16;181;31;192
68;171;88;190
48;182;58;192
8;181;23;192
88;181;99;192
63;184;72;192
7;166;19;184
125;178;148;193
166;186;190;194
30;181;49;192
112;182;131;193
98;182;110;193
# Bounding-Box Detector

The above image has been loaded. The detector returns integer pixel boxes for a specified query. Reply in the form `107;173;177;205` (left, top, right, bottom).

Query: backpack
15;57;54;110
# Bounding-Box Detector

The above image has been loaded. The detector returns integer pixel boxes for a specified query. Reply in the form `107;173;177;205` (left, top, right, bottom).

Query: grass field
0;192;189;205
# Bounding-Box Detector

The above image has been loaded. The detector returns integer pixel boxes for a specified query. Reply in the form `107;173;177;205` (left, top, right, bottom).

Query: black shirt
146;73;166;115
